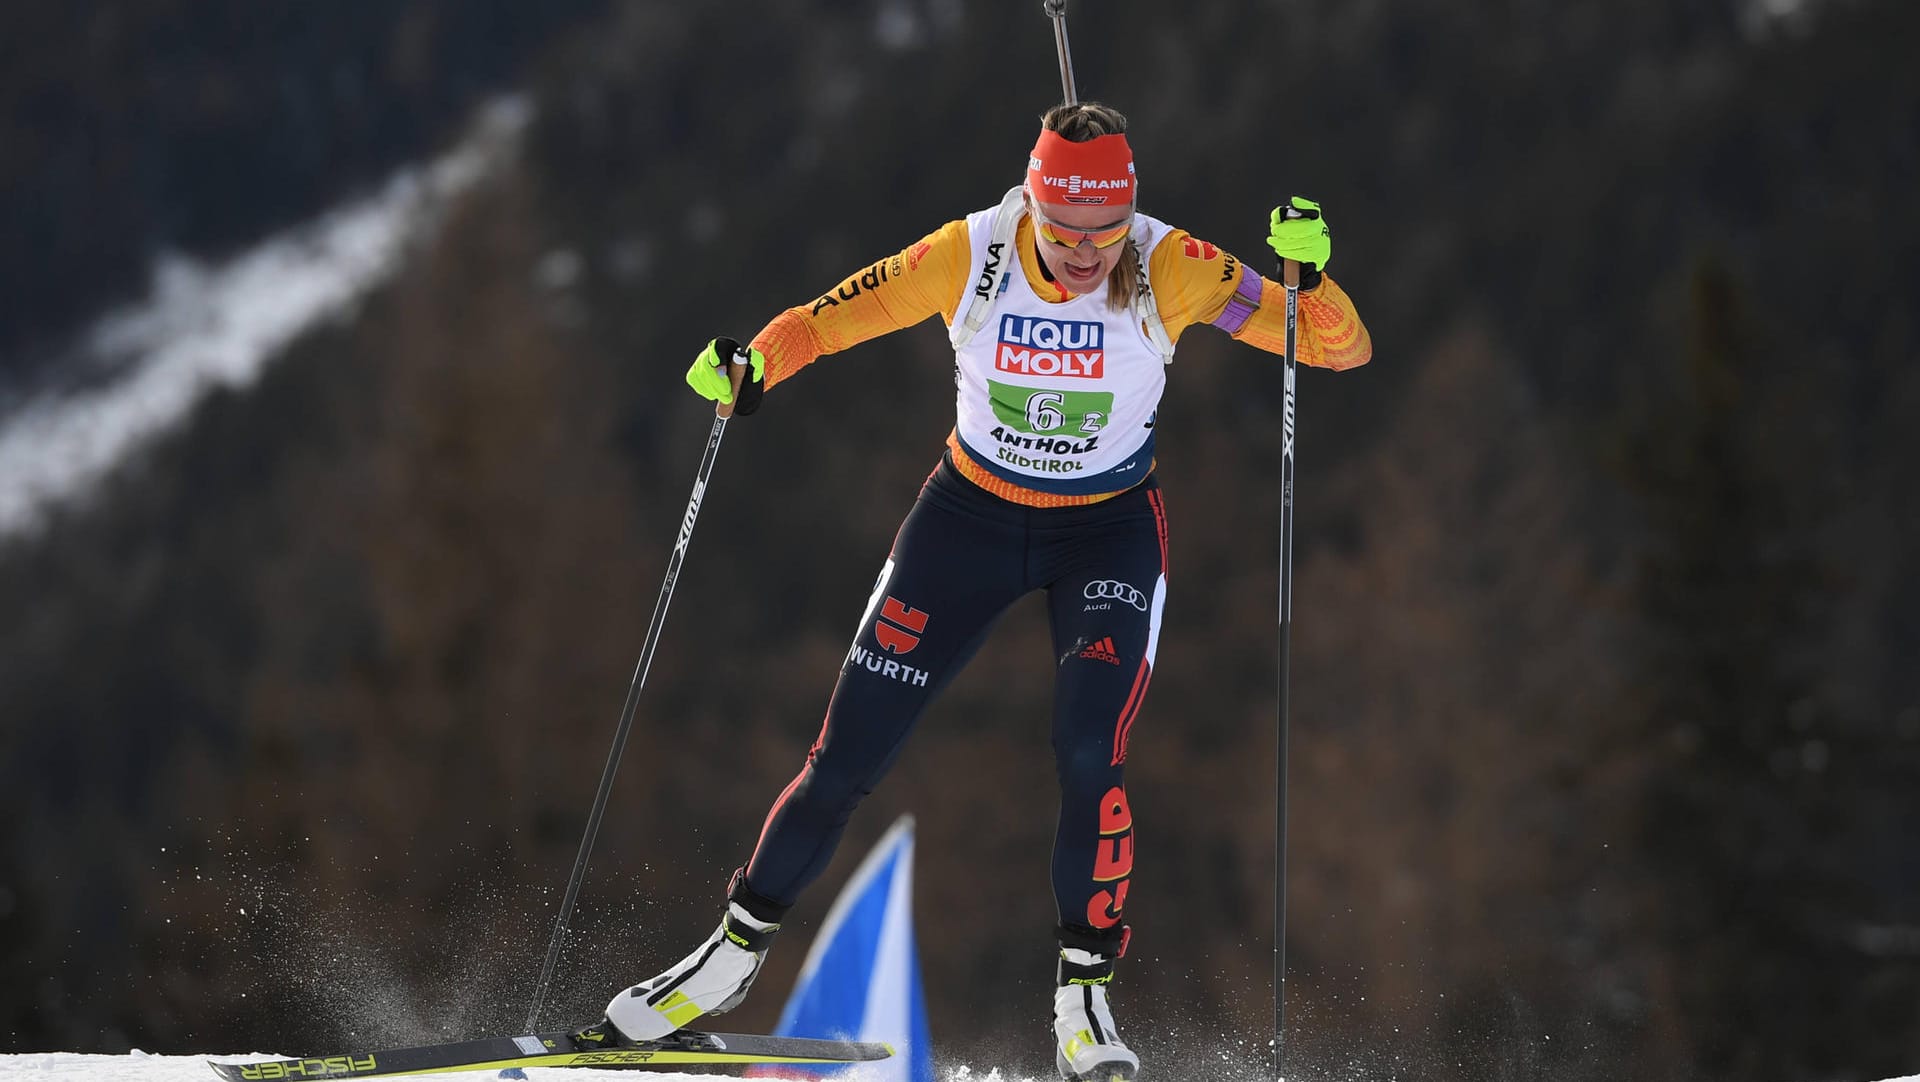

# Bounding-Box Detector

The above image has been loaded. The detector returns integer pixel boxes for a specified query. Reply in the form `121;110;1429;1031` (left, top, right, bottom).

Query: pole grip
716;362;748;419
1281;258;1301;290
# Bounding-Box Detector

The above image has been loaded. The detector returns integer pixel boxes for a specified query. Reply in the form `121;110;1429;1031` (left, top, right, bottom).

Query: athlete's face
1029;198;1134;295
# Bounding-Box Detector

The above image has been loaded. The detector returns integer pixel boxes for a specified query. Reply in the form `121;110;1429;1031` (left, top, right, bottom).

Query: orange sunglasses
1032;205;1134;250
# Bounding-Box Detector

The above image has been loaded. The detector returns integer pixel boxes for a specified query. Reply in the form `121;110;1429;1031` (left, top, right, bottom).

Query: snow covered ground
0;1053;1063;1082
0;1052;873;1082
0;1053;1913;1082
0;1054;706;1081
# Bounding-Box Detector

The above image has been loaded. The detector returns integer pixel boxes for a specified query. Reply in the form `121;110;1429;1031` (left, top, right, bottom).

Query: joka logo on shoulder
997;315;1104;378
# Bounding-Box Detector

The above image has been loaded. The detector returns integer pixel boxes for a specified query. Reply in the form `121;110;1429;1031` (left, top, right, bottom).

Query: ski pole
1042;0;1079;105
520;359;753;1032
1272;243;1301;1081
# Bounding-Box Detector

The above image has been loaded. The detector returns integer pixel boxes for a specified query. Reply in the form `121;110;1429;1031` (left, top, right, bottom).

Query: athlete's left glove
1267;196;1331;291
685;336;765;415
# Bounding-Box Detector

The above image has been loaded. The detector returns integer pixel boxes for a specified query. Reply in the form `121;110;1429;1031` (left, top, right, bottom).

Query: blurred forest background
2;2;1917;1080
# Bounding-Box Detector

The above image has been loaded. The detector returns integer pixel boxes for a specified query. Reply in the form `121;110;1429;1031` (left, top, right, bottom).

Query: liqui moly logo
996;315;1104;378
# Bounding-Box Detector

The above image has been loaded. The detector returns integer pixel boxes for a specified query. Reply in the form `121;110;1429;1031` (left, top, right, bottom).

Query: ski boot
591;871;788;1043
1053;924;1139;1081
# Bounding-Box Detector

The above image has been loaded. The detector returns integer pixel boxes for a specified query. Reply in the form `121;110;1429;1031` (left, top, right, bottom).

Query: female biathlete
583;101;1372;1081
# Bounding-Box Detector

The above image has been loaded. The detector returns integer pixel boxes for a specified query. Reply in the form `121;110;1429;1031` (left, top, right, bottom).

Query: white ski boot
601;897;782;1042
1053;945;1140;1081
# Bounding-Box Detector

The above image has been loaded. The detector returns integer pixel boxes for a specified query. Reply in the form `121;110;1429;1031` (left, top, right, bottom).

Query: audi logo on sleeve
1083;580;1148;611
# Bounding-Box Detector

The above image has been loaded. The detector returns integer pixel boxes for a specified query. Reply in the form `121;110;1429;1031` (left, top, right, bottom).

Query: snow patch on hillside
0;98;529;541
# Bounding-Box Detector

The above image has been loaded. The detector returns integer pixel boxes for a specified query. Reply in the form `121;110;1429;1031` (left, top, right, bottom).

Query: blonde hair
1037;102;1140;313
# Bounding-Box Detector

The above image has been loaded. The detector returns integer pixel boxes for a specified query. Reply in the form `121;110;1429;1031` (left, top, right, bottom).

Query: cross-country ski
204;1028;889;1080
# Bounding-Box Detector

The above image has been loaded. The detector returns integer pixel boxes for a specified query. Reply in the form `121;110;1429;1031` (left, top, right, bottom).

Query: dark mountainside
3;2;1917;1080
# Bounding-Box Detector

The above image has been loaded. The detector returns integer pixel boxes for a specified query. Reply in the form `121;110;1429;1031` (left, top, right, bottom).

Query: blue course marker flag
751;814;933;1082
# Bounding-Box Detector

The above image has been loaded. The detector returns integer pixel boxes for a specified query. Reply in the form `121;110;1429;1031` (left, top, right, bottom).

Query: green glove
685;336;766;413
1267;196;1332;279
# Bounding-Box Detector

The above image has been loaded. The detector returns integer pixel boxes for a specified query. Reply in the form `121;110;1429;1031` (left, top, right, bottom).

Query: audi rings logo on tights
1083;580;1148;611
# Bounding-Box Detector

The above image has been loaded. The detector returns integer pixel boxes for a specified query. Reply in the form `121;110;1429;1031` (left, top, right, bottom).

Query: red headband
1026;130;1136;207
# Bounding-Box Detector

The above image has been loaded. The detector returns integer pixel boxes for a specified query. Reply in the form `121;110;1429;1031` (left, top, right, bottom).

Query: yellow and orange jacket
749;214;1371;507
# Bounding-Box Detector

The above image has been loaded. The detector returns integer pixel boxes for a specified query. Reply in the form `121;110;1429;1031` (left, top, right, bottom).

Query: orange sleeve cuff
751;307;821;390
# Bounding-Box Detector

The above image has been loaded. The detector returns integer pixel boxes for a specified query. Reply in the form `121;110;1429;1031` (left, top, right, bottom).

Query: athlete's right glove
685;336;765;415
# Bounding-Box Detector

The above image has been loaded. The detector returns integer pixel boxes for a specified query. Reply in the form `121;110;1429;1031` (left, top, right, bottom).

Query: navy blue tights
743;455;1166;935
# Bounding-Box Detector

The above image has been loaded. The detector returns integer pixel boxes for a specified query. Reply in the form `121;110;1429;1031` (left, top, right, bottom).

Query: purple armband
1210;269;1264;334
